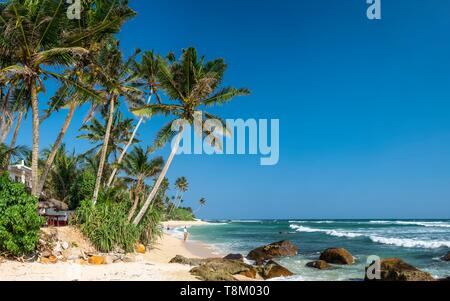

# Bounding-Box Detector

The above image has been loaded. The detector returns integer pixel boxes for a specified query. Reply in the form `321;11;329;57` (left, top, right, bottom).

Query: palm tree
131;47;250;225
42;144;79;204
168;176;188;216
194;197;207;214
78;109;138;161
36;0;136;196
0;143;29;170
88;39;143;204
106;50;162;187
0;0;90;196
122;146;164;221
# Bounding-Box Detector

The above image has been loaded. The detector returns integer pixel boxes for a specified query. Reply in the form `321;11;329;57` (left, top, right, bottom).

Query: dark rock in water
258;260;294;280
223;253;244;262
441;252;450;261
189;258;258;281
247;240;298;264
438;276;450;281
365;258;435;281
169;255;204;266
319;248;354;265
306;260;331;270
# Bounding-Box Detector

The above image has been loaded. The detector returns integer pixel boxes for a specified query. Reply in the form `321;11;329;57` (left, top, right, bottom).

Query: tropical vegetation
0;0;249;255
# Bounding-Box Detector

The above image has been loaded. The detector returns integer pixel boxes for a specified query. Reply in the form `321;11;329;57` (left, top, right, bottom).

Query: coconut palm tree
122;146;164;221
36;0;136;196
42;144;79;204
168;176;188;216
88;39;143;204
78;109;138;161
194;197;207;214
0;0;91;196
0;142;29;170
106;50;162;187
131;47;250;225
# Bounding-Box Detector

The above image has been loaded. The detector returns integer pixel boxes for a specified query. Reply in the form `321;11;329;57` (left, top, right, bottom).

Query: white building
8;160;32;189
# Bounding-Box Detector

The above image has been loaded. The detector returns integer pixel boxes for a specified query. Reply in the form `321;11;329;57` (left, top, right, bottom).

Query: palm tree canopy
132;47;250;149
122;146;164;184
175;176;188;193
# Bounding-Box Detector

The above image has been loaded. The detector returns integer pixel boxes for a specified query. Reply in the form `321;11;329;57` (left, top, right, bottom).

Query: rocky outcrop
189;258;258;281
258;260;294;279
223;254;244;262
247;240;298;264
441;252;450;261
365;258;435;281
169;255;205;266
306;260;331;270
319;248;354;265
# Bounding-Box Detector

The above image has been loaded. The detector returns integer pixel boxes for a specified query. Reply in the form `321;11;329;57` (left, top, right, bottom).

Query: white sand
0;222;217;281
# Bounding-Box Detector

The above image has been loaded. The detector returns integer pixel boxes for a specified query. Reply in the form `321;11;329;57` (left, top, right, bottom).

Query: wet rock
306;260;331;270
223;254;244;262
258;260;294;279
441;252;450;261
189;258;258;281
169;255;204;266
320;248;354;265
247;240;298;264
365;258;435;281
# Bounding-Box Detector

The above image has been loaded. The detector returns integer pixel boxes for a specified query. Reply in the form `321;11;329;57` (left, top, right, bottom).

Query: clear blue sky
13;0;450;219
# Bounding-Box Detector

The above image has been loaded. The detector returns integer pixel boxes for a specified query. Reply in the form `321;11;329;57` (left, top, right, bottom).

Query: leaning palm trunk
30;82;40;197
0;112;13;143
37;103;76;195
4;111;24;165
127;178;142;221
133;130;184;225
92;96;115;204
106;91;154;188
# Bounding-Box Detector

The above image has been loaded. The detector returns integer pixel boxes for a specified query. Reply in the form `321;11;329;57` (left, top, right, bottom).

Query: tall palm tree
122;146;164;221
0;0;90;196
131;47;250;225
168;176;188;216
106;50;162;187
194;197;207;214
88;39;143;204
36;0;136;195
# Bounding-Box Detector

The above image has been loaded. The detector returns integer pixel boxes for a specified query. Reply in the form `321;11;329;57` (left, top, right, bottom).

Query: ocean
184;219;450;281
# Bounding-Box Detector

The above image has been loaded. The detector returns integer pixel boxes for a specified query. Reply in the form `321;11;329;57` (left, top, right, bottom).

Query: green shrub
75;200;139;253
167;207;195;221
139;207;163;246
69;171;95;210
0;172;44;256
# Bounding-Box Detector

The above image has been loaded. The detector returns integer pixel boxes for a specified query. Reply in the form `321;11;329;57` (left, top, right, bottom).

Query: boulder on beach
306;260;331;270
441;252;450;261
88;255;106;265
365;258;435;281
258;260;294;279
169;255;204;266
189;258;258;281
247;240;298;264
319;248;354;265
223;254;244;262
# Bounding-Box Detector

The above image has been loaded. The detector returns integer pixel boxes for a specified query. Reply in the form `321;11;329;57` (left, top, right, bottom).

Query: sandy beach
0;222;217;281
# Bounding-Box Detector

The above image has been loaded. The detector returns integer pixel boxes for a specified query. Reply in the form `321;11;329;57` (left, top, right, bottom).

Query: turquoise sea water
184;220;450;281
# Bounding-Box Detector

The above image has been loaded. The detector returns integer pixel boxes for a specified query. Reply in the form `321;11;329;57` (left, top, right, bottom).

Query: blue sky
12;0;450;219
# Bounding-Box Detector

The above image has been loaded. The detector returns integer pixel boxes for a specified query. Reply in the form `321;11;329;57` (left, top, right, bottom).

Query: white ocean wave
289;225;363;238
369;236;450;249
369;221;450;228
289;224;450;249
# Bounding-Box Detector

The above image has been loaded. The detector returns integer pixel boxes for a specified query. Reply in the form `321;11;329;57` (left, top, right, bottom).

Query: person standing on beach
183;226;189;242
